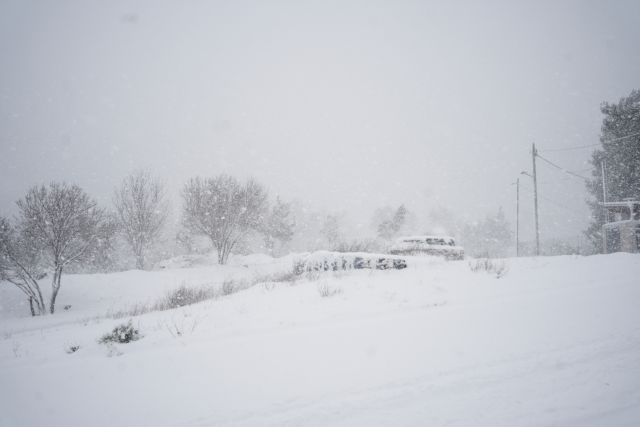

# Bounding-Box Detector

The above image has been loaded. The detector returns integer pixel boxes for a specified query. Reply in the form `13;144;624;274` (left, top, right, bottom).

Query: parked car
388;235;465;260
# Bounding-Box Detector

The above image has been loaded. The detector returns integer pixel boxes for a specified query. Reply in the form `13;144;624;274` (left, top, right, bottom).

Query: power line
519;184;587;218
535;153;589;181
540;143;600;152
603;130;640;143
539;131;640;153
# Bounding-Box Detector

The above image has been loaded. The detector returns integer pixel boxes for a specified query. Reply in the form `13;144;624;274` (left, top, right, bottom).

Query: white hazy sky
1;0;639;242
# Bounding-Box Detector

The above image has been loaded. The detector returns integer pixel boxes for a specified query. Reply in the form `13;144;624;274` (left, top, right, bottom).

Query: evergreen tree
376;204;408;240
370;206;394;233
377;220;395;240
585;89;640;251
392;204;408;233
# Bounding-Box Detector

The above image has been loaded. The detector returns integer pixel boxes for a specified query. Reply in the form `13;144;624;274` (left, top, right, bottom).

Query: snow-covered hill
1;253;639;426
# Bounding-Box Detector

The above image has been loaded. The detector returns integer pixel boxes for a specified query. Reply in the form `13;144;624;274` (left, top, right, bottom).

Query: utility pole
601;159;608;216
516;177;520;257
532;143;540;256
601;158;608;254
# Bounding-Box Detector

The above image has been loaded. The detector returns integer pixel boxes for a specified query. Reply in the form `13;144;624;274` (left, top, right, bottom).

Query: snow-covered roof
603;219;640;228
398;235;456;241
600;200;640;208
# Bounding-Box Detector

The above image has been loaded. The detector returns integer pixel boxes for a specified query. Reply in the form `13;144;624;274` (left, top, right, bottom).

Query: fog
2;0;639;244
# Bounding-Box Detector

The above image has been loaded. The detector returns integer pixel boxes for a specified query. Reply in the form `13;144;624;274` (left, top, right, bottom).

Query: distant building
601;199;640;253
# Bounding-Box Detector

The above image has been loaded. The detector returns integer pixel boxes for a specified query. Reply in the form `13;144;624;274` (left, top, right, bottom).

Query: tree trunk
29;297;35;317
36;288;46;315
34;279;46;315
264;235;274;255
49;266;63;314
219;241;233;265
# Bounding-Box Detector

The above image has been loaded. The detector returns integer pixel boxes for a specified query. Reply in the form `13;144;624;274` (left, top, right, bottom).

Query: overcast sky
1;0;639;242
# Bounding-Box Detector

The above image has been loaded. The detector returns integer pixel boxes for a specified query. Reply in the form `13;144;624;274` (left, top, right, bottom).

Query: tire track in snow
177;329;640;427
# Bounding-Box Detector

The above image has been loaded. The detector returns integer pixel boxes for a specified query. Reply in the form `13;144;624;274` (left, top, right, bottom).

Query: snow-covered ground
1;253;639;426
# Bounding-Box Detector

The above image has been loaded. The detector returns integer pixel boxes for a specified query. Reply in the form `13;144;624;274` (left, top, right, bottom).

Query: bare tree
84;213;121;273
0;217;47;316
17;183;104;314
320;215;342;247
263;197;295;255
113;171;168;269
182;175;268;264
176;229;195;254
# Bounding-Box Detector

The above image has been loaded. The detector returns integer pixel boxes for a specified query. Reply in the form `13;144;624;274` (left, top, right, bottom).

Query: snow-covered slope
1;253;639;426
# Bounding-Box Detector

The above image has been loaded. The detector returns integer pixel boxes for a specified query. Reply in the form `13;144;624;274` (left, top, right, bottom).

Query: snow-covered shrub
256;269;299;284
305;269;321;281
99;321;141;344
109;303;151;319
164;316;200;338
302;251;355;272
299;251;407;273
221;277;253;296
65;345;80;354
222;279;236;296
469;258;509;278
156;285;215;309
292;257;306;276
494;262;508;279
316;281;342;298
108;284;216;319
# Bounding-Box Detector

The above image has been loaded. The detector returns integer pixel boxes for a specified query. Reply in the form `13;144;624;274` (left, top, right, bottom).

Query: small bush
155;285;215;310
304;252;355;272
109;303;151;319
164;316;200;338
317;281;342;298
65;345;80;354
255;270;299;285
305;269;321;281
107;283;219;320
221;278;253;296
297;252;407;275
292;257;306;276
99;321;141;344
222;279;236;296
469;258;509;278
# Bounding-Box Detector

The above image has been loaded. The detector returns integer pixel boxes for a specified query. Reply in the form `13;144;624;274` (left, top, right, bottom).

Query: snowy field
1;253;639;426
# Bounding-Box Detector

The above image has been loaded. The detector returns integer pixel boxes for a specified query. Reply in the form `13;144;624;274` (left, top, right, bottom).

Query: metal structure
601;199;640;254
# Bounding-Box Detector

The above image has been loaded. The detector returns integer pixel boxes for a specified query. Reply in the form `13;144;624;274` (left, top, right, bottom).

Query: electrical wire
602;130;640;143
518;184;588;218
538;131;640;153
540;143;600;152
535;153;590;181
